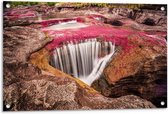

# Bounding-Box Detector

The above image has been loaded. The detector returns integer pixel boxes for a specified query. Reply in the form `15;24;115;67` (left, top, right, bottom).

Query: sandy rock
3;26;52;64
4;71;155;110
134;10;166;27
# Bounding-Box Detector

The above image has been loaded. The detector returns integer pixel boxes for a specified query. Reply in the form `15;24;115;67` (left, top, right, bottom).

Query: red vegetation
4;8;37;20
43;21;166;52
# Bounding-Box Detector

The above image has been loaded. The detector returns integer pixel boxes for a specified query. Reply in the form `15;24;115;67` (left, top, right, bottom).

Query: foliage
8;1;144;10
9;1;57;7
56;2;144;10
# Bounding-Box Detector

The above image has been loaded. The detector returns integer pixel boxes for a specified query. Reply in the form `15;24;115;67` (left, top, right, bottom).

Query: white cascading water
51;39;115;85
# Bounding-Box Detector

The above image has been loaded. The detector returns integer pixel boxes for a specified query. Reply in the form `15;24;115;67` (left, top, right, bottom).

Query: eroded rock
4;4;167;110
92;34;167;107
4;70;155;110
3;26;53;64
3;22;156;111
134;10;167;27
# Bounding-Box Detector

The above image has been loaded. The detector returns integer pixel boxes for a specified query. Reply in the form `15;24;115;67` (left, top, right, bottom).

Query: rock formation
3;26;155;111
3;3;167;111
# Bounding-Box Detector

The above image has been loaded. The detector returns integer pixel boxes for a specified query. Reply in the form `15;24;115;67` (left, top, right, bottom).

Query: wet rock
92;34;167;107
4;5;166;110
3;5;59;27
4;6;37;27
3;26;155;110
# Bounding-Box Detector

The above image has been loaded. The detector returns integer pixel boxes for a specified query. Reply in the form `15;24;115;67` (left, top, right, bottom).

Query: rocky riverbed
3;2;167;111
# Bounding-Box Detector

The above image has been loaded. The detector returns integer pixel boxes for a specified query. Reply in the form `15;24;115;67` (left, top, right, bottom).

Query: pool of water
44;21;89;30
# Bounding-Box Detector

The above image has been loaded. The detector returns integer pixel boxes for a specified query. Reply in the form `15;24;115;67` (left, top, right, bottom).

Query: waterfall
51;39;115;85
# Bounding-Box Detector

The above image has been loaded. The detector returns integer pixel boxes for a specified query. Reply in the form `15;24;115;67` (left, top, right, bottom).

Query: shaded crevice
142;18;156;26
105;20;123;26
